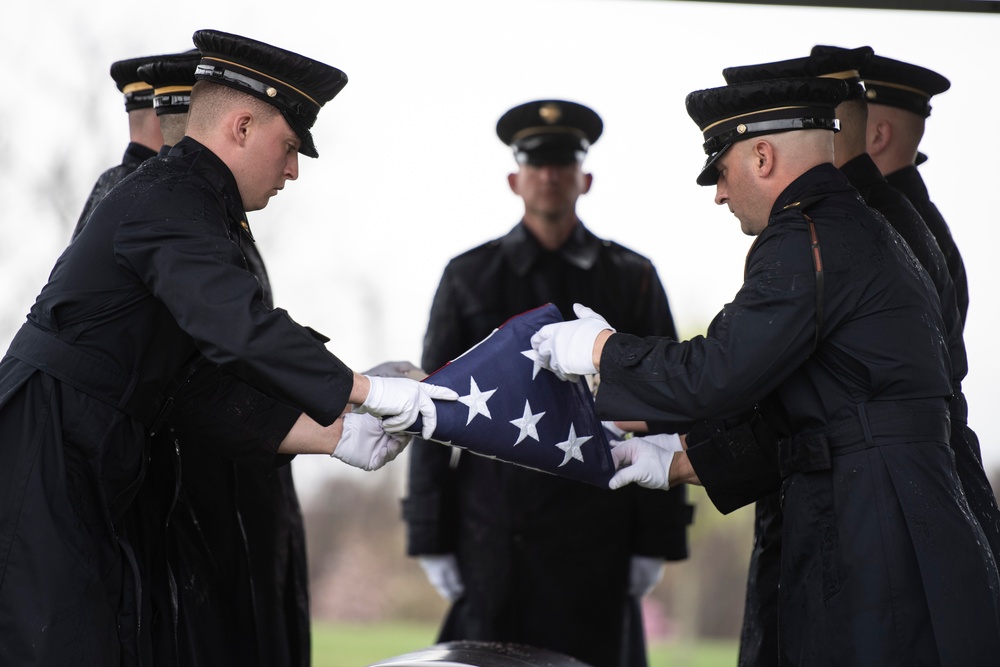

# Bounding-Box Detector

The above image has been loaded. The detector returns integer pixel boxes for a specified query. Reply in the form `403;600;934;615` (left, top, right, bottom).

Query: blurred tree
304;465;448;624
652;487;755;639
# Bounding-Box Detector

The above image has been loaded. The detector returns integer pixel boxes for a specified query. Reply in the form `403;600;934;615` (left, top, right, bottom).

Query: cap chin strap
195;63;314;119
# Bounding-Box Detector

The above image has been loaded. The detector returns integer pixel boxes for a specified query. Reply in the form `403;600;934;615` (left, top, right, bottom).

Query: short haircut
187;80;280;131
159;113;188;147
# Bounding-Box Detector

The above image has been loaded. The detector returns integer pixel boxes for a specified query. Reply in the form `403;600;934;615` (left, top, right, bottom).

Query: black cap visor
513;132;588;166
281;110;318;158
697;143;732;186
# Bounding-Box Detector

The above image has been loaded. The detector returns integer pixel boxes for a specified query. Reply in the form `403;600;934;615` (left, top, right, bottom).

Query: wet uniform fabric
72;141;159;240
598;164;1000;666
887;164;969;325
705;154;1000;667
130;230;312;667
0;137;353;665
404;222;692;667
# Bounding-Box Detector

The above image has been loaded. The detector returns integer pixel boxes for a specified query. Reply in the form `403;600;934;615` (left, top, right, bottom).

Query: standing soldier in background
861;55;969;324
404;100;692;667
72;53;165;239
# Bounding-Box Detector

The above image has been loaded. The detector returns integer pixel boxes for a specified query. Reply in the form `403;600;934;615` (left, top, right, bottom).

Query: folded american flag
412;303;615;488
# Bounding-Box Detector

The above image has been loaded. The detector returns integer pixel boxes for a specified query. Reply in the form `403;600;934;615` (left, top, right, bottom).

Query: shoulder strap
782;195;826;353
804;212;824;353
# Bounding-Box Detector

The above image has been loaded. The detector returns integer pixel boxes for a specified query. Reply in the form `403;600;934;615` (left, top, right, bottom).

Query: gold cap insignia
266;87;277;98
865;89;877;100
539;103;562;125
737;123;747;134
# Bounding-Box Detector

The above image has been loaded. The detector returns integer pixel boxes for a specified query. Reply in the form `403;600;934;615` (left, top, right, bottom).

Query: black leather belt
778;401;951;478
7;322;164;429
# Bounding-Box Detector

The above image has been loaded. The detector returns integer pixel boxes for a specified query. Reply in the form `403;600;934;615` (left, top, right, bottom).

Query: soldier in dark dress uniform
125;50;312;667
533;77;1000;666
687;46;1000;667
0;30;451;666
72;53;166;239
861;55;969;325
404;100;692;667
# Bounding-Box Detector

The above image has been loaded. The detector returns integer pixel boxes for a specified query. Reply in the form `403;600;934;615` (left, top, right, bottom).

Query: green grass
311;622;738;667
648;638;739;667
312;622;439;667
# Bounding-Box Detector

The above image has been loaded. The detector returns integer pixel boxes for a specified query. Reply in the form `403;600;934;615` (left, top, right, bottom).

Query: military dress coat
404;222;692;667
842;154;1000;560
701;154;1000;667
887;163;969;324
72;141;159;240
597;164;1000;666
0;137;353;666
129;234;312;667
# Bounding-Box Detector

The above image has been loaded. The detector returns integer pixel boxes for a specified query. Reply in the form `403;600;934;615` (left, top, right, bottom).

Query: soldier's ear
867;120;891;157
753;140;775;177
232;111;254;148
581;172;593;195
507;172;520;195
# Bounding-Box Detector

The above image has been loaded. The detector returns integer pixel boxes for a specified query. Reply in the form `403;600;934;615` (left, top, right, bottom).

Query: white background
1;0;996;499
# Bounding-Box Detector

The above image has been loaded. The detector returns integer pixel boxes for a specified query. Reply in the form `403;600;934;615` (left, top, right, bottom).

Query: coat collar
771;163;853;218
838;153;886;200
167;137;250;237
885;164;930;202
499;220;603;275
122;141;159;170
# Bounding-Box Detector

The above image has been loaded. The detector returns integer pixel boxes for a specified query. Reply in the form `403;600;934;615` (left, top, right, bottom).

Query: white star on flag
457;376;496;425
509;400;545;445
520;348;546;380
554;423;592;467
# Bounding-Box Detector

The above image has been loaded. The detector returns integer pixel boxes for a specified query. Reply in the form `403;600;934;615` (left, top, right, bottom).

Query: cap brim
516;148;585;166
298;133;318;159
696;143;731;186
281;110;318;158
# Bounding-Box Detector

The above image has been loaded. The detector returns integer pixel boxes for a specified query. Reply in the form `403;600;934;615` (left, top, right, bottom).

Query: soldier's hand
629;555;666;598
530;303;615;382
331;412;411;471
418;554;465;601
608;433;684;490
358;376;458;439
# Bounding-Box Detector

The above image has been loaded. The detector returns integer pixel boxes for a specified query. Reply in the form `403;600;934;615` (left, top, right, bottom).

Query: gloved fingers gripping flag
408;303;615;488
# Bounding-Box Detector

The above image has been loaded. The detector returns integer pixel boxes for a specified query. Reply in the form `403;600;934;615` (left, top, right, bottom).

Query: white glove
530;303;615;382
609;433;684;490
629;555;666;598
418;554;465;601
332;412;412;471
602;420;629;440
358;375;458;439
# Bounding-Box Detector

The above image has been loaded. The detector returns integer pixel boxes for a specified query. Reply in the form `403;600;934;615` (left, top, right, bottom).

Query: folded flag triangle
411;303;615;488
